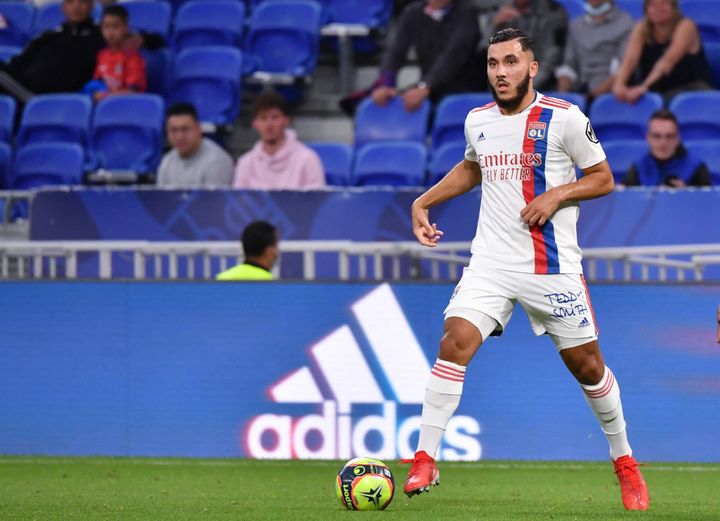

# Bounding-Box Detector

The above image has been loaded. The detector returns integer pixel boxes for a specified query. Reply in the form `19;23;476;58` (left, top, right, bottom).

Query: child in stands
84;4;146;101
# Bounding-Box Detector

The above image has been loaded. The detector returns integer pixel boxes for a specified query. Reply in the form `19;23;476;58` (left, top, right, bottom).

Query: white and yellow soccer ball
335;457;395;511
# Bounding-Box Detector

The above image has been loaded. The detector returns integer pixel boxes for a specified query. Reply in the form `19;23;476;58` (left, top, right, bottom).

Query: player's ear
529;60;539;79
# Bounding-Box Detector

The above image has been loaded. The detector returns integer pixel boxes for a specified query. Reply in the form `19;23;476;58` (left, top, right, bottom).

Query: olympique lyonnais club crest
527;121;546;141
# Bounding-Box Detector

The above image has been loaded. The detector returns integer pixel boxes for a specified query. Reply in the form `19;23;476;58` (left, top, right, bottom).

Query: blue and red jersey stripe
522;106;560;274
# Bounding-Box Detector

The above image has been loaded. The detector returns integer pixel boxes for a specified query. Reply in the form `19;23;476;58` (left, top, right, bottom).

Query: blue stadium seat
669;91;720;139
12;143;84;189
90;94;164;172
169;46;242;126
120;0;172;39
244;0;321;77
615;0;644;19
682;0;720;43
0;2;33;46
172;0;245;51
428;142;466;185
685;139;720;185
355;97;431;149
432;93;494;149
307;142;353;186
0;142;12;189
329;0;392;27
589;93;663;141
602;140;647;183
556;0;584;20
353;141;427;186
17;94;92;149
0;95;16;145
543;91;587;113
0;44;20;63
704;42;720;87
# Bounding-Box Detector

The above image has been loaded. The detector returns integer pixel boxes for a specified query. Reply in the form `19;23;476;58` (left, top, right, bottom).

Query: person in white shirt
402;28;649;512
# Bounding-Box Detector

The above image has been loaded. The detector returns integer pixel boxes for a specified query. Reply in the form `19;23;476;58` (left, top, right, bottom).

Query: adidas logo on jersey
243;284;482;461
578;317;590;328
477;132;486;142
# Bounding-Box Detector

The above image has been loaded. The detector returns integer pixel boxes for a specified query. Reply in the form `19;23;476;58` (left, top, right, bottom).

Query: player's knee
439;333;475;363
578;357;604;385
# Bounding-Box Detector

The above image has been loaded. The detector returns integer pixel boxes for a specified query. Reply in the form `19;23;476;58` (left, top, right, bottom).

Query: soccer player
402;28;649;511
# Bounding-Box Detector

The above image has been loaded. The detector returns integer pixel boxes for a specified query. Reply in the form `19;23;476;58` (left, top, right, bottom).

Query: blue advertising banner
29;187;720;247
1;281;718;462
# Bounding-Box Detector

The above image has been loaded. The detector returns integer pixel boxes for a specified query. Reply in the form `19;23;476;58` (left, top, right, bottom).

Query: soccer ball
335;457;395;511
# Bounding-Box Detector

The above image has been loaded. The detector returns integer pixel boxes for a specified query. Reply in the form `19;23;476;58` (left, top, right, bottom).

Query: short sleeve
562;106;606;170
464;117;478;163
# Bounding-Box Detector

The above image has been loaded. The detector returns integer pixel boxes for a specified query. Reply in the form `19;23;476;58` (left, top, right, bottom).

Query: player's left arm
520;161;613;227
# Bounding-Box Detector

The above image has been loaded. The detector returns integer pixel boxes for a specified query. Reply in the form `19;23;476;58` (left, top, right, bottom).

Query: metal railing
0;241;718;282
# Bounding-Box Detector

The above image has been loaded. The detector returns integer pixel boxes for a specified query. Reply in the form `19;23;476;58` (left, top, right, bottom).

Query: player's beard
490;71;532;112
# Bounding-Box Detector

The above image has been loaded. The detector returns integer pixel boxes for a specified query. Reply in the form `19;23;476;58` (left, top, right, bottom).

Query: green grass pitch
1;457;719;520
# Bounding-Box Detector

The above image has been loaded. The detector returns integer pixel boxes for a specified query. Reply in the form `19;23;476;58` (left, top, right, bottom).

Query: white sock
581;365;632;460
416;359;466;458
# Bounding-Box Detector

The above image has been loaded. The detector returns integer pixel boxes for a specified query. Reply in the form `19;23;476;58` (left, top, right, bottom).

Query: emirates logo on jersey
480;152;542;168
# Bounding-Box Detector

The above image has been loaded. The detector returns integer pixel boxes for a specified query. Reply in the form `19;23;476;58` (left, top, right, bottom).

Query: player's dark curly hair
489;28;535;55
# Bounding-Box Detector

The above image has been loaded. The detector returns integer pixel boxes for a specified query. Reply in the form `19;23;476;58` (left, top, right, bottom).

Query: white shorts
444;265;599;347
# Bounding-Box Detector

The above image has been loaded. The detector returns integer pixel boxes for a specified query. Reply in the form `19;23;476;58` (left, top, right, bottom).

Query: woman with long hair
612;0;713;103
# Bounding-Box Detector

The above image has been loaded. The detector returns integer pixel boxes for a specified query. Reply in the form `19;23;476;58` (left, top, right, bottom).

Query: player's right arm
411;158;481;247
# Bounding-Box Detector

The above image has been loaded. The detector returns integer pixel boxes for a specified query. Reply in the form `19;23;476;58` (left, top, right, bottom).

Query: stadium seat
307;142;353;186
615;0;644;19
556;0;585;20
119;0;172;39
17;94;92;149
89;94;164;172
669;91;720;139
428;142;466;185
168;46;242;126
682;0;720;43
12;143;85;189
704;42;720;88
0;2;33;46
589;93;663;141
0;94;15;144
353;141;427;187
355;97;431;149
543;91;587;113
329;0;392;28
172;0;245;51
685;139;720;185
0;44;21;63
432;93;494;149
0;142;12;189
244;0;322;78
602;140;647;183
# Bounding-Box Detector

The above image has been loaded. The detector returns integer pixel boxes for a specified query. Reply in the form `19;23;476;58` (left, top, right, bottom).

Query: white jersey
464;92;606;274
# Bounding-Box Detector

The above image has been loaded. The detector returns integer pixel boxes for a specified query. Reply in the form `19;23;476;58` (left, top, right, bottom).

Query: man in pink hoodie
233;92;326;189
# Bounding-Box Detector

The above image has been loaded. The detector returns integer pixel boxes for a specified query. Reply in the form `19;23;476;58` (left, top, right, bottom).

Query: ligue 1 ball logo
335;457;395;511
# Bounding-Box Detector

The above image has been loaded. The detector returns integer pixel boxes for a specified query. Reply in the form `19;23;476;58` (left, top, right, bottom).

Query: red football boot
613;455;649;511
401;450;440;497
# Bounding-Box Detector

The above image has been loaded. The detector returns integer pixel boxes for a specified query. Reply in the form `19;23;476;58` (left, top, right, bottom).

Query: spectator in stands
613;0;713;103
0;0;164;103
0;0;103;102
234;92;325;190
157;103;234;188
492;0;568;90
340;0;482;115
216;221;279;281
83;5;146;101
623;109;710;187
555;0;633;98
